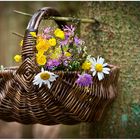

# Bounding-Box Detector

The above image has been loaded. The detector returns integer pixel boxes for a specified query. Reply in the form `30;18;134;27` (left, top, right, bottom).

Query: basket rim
1;64;120;73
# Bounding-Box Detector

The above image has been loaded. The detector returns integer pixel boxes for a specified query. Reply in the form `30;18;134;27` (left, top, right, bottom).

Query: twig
13;10;32;17
49;16;96;23
13;10;97;24
12;32;24;38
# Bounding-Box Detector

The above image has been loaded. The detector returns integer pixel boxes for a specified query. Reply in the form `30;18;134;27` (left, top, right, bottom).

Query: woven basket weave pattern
0;7;120;125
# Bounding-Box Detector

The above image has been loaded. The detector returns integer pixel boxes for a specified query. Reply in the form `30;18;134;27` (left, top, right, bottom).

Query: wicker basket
0;7;120;125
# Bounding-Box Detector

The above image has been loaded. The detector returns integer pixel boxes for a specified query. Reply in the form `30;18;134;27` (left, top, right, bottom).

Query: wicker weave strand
0;7;120;125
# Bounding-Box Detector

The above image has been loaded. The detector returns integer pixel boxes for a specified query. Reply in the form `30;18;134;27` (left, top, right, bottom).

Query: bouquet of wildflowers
14;25;110;89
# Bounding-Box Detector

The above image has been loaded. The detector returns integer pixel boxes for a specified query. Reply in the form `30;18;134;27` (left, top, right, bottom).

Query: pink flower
43;27;53;39
63;25;75;36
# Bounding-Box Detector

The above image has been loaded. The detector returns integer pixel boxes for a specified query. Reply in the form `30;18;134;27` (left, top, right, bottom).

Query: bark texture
79;2;140;138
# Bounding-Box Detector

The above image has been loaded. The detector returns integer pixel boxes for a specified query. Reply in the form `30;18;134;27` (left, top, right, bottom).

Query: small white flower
33;68;58;89
0;65;4;71
86;55;91;61
90;56;110;81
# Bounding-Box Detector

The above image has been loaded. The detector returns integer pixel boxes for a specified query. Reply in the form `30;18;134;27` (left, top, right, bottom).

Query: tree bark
79;1;140;138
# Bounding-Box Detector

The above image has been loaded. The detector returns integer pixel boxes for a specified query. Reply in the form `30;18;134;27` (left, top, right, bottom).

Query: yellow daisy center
40;72;50;80
95;64;103;72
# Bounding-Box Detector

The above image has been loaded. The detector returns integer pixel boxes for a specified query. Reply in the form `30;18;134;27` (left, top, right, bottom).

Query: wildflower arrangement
14;25;110;89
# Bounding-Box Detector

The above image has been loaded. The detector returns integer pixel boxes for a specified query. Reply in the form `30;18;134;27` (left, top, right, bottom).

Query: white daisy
89;56;110;81
33;68;58;89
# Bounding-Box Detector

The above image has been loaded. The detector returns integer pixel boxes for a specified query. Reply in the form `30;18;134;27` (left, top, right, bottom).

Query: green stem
60;45;65;68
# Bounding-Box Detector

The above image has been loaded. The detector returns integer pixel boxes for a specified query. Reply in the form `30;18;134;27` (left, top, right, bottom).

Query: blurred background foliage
0;1;140;138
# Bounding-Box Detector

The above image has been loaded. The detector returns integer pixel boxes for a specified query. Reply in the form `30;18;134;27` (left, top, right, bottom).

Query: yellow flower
37;36;43;44
36;53;47;66
30;32;37;37
65;52;72;57
14;55;22;62
82;61;92;70
20;40;23;47
50;53;59;59
37;50;44;55
63;46;68;52
54;28;65;40
48;38;57;46
36;40;50;52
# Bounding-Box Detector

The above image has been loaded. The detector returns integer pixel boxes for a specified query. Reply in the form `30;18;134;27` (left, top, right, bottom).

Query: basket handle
22;7;67;61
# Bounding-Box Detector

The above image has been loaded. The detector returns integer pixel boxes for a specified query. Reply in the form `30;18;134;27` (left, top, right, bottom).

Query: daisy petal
103;63;108;67
33;78;39;84
33;81;38;85
99;57;104;64
39;82;42;88
88;57;97;66
93;57;96;62
97;72;104;81
92;57;97;64
54;74;59;78
103;68;110;74
92;71;96;76
90;67;95;72
92;63;97;67
33;79;36;83
89;58;96;65
97;56;100;63
47;81;51;89
103;67;111;71
49;76;56;82
44;80;48;84
41;67;44;72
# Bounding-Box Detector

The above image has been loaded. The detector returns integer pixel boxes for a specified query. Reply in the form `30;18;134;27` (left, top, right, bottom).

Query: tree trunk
79;1;140;138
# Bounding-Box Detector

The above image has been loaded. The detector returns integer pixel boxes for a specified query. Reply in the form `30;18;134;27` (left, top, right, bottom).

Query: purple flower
60;35;69;46
62;25;84;47
63;60;69;66
43;27;53;39
63;25;75;36
74;36;84;46
44;27;52;34
46;59;60;70
76;73;93;87
42;34;52;39
63;25;75;32
59;55;71;66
